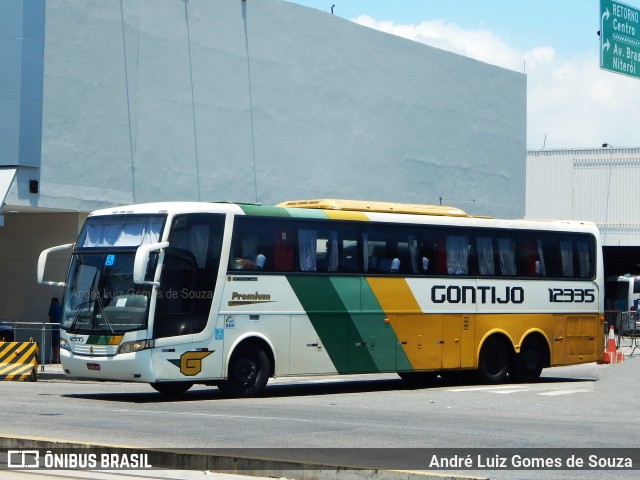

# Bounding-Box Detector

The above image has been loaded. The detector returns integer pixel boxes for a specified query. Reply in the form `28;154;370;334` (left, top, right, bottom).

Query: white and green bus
37;199;604;396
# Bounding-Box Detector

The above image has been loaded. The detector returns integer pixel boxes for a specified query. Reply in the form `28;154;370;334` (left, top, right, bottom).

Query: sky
286;0;640;150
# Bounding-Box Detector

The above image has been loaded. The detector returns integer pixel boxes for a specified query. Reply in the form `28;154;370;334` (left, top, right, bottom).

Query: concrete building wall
0;0;44;169
527;148;640;246
4;0;526;218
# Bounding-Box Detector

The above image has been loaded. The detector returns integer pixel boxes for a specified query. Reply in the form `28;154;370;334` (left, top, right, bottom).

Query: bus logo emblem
169;351;213;376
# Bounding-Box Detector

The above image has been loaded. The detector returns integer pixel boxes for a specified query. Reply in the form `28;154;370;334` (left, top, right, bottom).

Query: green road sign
600;0;640;79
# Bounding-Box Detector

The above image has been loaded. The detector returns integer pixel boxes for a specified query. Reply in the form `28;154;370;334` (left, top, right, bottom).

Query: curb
0;435;486;480
35;365;67;381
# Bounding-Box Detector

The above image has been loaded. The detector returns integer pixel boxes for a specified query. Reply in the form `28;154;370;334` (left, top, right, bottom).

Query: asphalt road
1;357;639;480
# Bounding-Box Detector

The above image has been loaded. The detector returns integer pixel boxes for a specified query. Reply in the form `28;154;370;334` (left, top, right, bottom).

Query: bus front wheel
218;344;270;397
477;336;510;384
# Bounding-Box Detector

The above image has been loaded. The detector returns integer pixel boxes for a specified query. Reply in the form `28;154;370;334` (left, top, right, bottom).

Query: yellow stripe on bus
365;277;442;370
322;210;369;221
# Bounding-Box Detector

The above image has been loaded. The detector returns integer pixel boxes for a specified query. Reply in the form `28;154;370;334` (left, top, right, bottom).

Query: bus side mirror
134;242;169;286
37;243;74;285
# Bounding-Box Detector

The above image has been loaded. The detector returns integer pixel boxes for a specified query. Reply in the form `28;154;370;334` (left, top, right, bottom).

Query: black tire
398;371;438;384
477;336;510;384
510;337;546;382
218;344;270;397
150;381;193;395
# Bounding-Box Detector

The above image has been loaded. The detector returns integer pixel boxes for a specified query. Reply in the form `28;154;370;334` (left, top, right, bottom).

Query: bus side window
521;238;540;276
362;225;417;274
446;234;469;275
575;239;593;278
560;240;575;277
229;219;268;271
298;229;318;271
419;232;440;275
477;236;495;275
496;237;517;275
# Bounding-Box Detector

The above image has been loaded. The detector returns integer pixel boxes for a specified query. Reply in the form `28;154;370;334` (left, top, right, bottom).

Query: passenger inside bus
233;253;266;270
377;257;400;273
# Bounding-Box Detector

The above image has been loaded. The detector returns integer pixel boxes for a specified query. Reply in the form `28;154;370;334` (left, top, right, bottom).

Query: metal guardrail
0;322;60;371
604;310;640;355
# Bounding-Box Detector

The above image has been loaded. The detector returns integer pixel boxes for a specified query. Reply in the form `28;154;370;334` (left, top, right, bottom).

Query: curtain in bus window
535;240;547;276
81;217;162;247
116;219;161;246
83;222;121;247
576;241;591;278
274;229;295;271
560;240;574;277
477;237;495;275
298;229;317;271
446;235;469;275
327;231;339;272
497;238;516;275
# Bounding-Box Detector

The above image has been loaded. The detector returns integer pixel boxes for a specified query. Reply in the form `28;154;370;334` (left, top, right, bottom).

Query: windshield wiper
68;289;91;332
68;270;98;333
95;292;115;335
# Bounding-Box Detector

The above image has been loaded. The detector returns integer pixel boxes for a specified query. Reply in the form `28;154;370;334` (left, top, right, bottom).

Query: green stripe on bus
239;204;328;220
358;279;412;372
239;205;292;217
287;276;351;373
288;276;407;374
85;335;113;345
284;208;328;219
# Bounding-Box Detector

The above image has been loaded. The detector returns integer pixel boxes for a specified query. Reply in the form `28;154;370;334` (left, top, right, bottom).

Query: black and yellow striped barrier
0;340;38;382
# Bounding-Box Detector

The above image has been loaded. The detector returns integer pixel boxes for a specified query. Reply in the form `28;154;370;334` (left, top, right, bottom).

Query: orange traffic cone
599;325;624;364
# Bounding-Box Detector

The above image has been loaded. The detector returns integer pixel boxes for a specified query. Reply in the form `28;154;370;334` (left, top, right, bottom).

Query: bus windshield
77;214;164;247
63;252;152;334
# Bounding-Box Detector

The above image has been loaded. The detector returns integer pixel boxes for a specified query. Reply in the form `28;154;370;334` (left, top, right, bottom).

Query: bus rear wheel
510;337;545;382
150;381;193;395
218;344;270;397
477;336;510;384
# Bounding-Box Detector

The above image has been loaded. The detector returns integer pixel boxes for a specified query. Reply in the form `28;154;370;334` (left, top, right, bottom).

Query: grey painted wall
4;0;526;218
0;0;44;168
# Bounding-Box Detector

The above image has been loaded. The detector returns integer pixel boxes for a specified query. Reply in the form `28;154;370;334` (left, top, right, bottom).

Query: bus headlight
117;339;154;354
60;338;70;351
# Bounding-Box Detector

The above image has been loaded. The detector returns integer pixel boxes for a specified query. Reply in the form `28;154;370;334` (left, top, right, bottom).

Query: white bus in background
605;274;640;334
